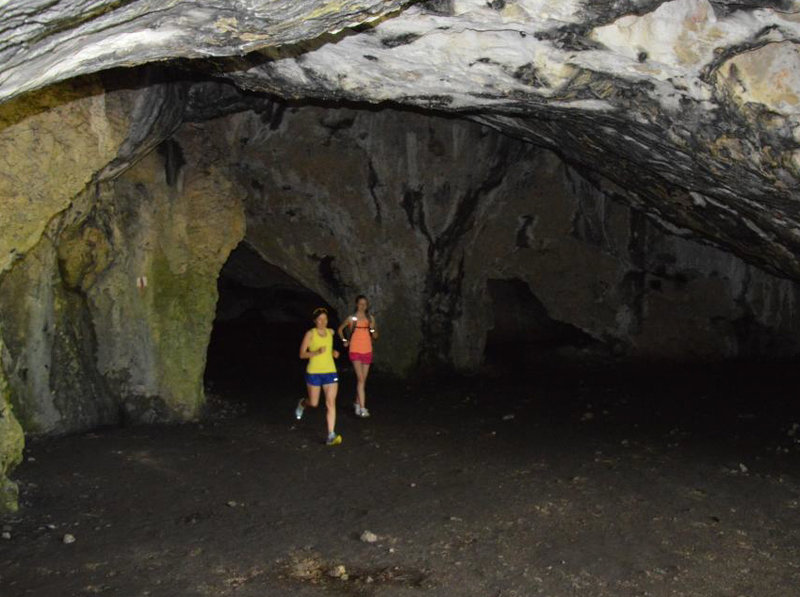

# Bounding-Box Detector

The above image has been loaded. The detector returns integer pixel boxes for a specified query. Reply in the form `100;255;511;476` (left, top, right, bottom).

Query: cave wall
0;78;245;511
0;76;136;512
1;79;800;514
83;141;245;423
0;346;23;513
234;105;528;372
0;126;245;434
0;77;130;276
214;103;800;369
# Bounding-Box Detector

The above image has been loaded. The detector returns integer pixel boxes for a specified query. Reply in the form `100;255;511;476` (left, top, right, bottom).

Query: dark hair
312;307;328;320
354;295;370;316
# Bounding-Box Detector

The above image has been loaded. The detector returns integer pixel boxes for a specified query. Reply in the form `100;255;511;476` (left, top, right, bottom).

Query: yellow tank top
306;328;336;374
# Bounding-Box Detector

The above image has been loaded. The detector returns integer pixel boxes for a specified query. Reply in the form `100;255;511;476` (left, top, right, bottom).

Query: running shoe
358;408;371;418
326;433;342;446
295;399;305;420
354;402;362;416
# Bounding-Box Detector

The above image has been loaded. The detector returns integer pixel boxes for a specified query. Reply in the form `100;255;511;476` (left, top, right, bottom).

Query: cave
204;242;341;407
2;1;800;595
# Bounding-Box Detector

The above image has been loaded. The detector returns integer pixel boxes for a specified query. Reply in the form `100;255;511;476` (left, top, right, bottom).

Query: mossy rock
148;250;218;418
0;358;24;514
57;223;113;291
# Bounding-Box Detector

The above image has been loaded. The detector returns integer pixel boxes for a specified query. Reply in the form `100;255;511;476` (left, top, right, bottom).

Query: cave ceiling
2;0;800;279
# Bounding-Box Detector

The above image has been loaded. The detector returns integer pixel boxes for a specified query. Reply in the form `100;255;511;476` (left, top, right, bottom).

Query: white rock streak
39;29;180;84
0;0;412;103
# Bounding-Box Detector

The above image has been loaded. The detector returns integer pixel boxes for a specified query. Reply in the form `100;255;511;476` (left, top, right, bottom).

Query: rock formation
2;1;799;276
228;102;800;370
0;71;243;509
1;0;800;511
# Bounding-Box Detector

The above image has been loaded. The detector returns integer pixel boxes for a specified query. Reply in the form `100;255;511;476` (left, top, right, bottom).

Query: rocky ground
1;353;800;596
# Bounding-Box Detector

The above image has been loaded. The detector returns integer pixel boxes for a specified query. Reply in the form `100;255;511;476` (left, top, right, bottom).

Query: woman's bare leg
305;384;321;408
353;362;371;409
323;382;338;434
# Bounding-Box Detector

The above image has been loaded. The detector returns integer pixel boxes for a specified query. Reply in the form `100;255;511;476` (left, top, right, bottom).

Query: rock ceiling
2;0;800;278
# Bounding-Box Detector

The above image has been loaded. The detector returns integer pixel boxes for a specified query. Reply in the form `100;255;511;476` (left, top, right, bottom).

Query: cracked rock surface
1;0;799;279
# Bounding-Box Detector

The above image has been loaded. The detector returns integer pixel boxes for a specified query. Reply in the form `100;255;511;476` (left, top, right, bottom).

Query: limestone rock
0;350;24;514
214;103;800;370
0;1;410;103
0;76;144;510
86;124;246;421
0;223;117;434
203;1;800;276
0;73;243;438
0;76;128;276
0;71;194;439
2;0;798;279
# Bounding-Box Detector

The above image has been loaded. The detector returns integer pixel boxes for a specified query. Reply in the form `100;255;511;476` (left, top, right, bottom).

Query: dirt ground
2;355;800;597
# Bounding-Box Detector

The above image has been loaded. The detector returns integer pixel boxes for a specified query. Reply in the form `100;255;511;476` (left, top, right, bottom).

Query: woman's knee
306;388;320;407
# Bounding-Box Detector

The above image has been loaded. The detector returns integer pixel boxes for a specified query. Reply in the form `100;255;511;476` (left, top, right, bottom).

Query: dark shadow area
467;358;800;463
478;279;800;456
483;278;603;370
204;242;342;409
6;357;800;596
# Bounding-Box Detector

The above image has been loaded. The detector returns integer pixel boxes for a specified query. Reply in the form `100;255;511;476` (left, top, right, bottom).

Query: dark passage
204;242;341;406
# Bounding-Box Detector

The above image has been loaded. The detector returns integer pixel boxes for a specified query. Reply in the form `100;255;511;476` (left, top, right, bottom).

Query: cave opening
204;241;341;408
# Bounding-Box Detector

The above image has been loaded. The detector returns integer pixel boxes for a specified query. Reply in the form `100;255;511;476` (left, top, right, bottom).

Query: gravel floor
2;359;799;596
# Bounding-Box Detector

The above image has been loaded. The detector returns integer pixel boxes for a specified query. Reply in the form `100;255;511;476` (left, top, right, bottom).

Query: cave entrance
204;242;339;406
483;278;597;371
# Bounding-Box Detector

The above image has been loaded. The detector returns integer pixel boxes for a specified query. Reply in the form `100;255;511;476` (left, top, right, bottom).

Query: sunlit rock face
0;104;245;435
2;0;799;279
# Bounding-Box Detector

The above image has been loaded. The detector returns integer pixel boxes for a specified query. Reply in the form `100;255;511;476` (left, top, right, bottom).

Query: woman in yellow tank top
337;295;378;418
295;307;342;446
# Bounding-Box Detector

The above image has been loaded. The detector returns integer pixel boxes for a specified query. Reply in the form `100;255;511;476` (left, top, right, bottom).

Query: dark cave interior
205;242;342;401
204;242;800;447
483;278;601;368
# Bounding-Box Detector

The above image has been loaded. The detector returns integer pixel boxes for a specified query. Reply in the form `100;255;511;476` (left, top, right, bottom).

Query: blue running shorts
305;372;339;386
